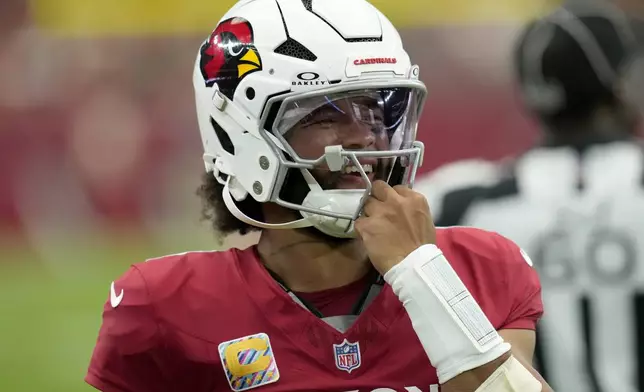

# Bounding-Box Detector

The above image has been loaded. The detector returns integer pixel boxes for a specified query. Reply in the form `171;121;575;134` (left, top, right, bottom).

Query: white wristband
475;356;542;392
384;244;511;384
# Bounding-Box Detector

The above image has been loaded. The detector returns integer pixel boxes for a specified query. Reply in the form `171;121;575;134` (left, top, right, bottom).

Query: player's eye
301;111;342;128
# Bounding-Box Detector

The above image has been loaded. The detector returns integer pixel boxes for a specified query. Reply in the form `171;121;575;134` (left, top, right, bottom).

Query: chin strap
222;179;313;230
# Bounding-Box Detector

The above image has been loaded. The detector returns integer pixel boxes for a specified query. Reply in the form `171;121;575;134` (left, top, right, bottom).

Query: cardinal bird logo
199;17;262;100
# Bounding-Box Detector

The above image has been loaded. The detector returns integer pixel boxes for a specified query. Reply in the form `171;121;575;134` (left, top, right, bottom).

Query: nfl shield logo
333;339;361;373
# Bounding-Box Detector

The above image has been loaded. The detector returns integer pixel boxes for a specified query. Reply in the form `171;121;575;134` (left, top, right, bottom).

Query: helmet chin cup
300;189;364;239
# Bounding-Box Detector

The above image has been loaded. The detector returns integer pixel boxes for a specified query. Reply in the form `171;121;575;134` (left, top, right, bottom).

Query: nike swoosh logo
520;249;534;267
110;281;124;308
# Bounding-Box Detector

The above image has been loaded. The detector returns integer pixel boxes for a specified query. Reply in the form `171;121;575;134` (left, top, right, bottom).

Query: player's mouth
336;162;376;189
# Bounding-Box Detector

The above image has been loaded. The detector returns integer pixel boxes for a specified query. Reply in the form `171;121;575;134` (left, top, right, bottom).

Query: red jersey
86;227;542;392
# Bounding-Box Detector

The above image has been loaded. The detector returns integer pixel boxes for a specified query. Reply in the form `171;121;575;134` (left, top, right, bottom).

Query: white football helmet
193;0;427;238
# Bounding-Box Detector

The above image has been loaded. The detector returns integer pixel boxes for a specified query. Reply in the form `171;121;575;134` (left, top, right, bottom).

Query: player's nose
340;120;375;150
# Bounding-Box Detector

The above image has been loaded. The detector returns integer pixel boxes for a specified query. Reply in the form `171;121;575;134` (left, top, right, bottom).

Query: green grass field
0;230;239;392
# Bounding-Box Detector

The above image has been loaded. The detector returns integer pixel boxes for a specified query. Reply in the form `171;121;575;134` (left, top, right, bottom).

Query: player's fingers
371;180;398;202
393;184;413;196
362;196;384;217
353;216;370;236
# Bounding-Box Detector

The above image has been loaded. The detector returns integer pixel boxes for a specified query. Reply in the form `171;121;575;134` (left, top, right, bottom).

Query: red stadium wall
0;24;540;233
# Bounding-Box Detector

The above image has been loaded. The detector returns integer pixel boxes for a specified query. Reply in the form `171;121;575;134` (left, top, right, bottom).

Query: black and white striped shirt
417;140;644;392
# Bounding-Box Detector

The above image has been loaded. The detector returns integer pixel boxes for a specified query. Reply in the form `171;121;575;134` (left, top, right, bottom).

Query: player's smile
336;159;378;189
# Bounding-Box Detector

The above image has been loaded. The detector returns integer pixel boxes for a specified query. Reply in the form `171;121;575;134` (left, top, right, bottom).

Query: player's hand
355;180;436;275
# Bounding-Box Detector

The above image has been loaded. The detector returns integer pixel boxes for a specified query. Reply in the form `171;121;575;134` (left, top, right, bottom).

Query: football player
417;3;643;392
86;0;552;391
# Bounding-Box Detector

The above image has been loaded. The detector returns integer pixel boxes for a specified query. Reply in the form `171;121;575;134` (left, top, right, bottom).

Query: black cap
514;4;638;123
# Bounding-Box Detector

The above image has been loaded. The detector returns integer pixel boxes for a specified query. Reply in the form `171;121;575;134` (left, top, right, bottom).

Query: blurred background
1;0;640;390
